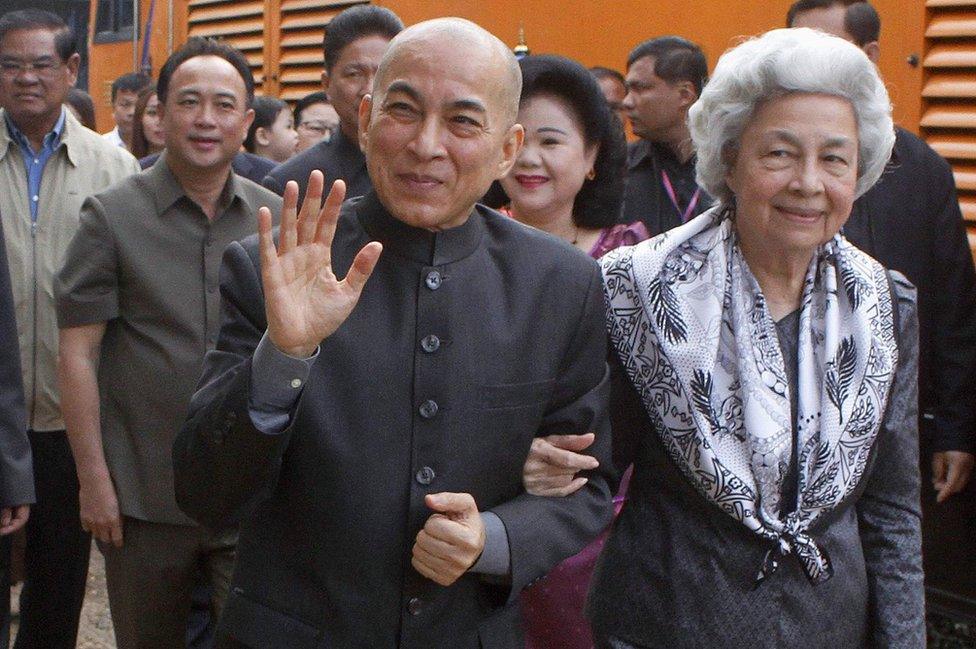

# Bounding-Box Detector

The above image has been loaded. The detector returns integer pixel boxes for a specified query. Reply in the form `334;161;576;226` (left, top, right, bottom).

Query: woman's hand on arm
522;433;599;497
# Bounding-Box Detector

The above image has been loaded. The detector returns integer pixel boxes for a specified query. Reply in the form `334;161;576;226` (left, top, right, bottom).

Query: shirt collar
148;152;246;217
355;191;485;266
628;138;696;171
2;106;66;158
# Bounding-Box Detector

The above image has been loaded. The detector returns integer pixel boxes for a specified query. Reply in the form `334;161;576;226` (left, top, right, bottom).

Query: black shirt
844;127;976;453
261;128;371;205
621;139;711;234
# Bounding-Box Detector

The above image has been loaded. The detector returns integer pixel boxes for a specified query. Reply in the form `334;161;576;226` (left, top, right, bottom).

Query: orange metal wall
88;0;925;136
380;0;925;134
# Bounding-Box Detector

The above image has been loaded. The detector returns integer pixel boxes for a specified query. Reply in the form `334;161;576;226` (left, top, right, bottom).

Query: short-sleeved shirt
56;155;283;525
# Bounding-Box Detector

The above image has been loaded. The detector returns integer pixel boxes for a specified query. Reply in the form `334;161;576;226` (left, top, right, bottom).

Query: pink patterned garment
587;222;650;260
520;221;648;649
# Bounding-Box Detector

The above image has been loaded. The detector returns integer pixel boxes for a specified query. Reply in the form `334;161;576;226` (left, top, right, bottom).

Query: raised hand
412;493;486;586
259;170;383;358
522;433;600;497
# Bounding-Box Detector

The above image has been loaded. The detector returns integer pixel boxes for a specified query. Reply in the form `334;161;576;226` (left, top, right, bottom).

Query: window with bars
923;0;976;245
184;0;366;99
94;0;137;44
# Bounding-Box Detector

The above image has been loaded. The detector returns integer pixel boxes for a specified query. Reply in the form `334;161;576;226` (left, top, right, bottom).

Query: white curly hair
688;27;895;205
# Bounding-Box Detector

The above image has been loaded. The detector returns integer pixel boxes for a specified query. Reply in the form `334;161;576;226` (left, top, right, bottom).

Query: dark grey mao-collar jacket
174;192;615;649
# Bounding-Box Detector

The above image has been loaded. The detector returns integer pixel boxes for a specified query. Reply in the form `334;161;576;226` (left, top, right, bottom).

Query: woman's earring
586;169;596;180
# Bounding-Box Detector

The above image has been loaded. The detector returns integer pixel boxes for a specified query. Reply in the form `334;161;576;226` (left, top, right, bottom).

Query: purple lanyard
661;169;701;223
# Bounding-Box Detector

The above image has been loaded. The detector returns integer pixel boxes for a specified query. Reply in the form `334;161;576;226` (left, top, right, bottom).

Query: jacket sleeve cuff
248;332;318;435
469;512;511;576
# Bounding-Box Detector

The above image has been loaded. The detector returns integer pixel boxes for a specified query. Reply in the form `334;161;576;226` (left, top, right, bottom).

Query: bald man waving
174;19;614;649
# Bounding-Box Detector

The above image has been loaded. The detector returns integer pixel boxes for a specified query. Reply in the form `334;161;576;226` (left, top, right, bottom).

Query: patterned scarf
601;206;898;585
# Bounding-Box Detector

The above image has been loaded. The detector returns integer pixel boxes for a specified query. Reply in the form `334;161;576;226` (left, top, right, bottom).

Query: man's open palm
259;171;383;358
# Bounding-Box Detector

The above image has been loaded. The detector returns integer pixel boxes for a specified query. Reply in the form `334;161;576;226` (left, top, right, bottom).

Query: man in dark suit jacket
175;19;614;649
262;5;403;204
0;215;35;649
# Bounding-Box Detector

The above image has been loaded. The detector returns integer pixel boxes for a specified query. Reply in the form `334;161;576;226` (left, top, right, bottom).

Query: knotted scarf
601;205;898;585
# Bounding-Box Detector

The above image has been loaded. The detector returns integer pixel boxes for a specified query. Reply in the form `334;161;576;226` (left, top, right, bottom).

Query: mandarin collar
355;191;485;266
148;152;244;217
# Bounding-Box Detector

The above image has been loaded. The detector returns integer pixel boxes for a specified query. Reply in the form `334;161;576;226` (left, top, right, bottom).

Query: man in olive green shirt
56;37;281;649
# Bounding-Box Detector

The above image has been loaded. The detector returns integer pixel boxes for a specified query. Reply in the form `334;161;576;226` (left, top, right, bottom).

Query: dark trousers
0;533;10;649
98;517;235;649
13;430;90;649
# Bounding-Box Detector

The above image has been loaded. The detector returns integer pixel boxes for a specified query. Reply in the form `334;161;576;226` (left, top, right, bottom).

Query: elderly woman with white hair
525;27;925;648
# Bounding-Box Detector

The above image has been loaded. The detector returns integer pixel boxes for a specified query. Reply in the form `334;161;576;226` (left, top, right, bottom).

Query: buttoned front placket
401;256;454;641
202;225;221;350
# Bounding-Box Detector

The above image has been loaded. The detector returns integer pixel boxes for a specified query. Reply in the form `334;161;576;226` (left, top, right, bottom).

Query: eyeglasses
0;58;63;77
298;120;335;138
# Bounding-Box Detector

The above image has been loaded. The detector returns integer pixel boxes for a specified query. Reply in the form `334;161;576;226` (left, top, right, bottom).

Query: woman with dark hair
244;96;298;163
130;84;165;162
503;55;647;649
65;88;97;131
500;55;646;259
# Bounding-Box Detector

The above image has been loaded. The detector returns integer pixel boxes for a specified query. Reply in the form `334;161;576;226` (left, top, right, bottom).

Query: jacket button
407;597;423;616
415;466;435;485
418;400;438;419
420;334;440;353
425;270;442;290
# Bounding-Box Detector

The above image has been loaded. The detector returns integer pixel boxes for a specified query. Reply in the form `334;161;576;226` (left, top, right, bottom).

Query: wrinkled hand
0;504;29;535
932;451;975;503
412;493;485;586
522;433;599;497
79;474;122;546
260;171;383;358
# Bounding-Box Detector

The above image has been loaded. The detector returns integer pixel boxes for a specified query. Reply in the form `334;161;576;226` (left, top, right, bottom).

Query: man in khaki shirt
0;9;138;649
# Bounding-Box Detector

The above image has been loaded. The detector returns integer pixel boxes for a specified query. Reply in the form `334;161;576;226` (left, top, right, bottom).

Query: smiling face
324;35;390;141
500;95;596;228
727;93;859;262
141;93;166;150
359;36;522;231
160;55;253;177
0;28;78;133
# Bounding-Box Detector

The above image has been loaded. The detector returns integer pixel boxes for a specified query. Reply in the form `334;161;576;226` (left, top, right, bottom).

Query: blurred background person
293;90;338;152
100;71;149;150
621;36;710;233
130;84;165;163
497;54;645;649
243;95;297;163
590;65;627;126
64;88;95;131
262;4;403;202
0;10;139;649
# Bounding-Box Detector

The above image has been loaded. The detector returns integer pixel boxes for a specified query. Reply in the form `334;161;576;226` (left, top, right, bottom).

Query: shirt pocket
480;379;555;411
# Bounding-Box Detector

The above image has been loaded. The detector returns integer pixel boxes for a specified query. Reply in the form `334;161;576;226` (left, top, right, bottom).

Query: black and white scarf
601;206;898;585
